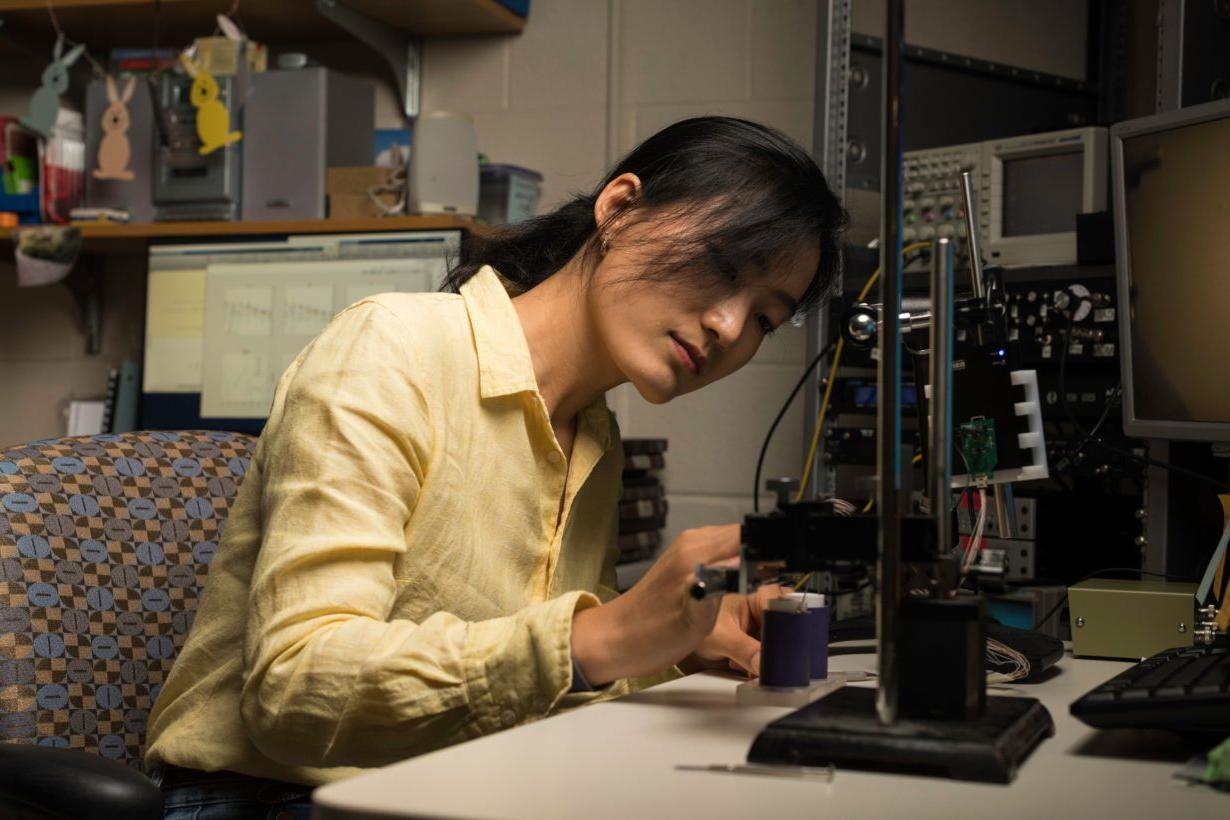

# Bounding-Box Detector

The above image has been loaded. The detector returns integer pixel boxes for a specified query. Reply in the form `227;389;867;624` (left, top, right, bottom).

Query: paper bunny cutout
179;52;242;156
93;75;136;181
21;36;86;139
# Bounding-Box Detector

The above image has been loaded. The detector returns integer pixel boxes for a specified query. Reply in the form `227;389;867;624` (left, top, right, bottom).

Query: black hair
442;116;847;314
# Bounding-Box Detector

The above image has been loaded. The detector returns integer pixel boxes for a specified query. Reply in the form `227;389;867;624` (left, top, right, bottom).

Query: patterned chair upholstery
0;430;255;818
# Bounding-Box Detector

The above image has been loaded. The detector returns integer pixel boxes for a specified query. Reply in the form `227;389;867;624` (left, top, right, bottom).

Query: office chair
0;430;256;820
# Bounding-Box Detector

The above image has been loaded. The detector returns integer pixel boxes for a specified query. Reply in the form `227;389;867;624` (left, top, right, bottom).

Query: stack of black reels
618;439;669;565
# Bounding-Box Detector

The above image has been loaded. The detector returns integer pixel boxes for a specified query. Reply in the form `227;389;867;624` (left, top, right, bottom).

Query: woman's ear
593;172;642;236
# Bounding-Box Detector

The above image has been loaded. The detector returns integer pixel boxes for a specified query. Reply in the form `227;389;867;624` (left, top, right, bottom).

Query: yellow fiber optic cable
795;242;931;501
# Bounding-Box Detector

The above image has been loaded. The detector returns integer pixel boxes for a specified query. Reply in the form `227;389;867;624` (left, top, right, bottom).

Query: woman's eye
757;314;777;336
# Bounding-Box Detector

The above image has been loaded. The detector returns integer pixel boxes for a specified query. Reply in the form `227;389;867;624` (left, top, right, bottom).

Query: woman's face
588;219;820;404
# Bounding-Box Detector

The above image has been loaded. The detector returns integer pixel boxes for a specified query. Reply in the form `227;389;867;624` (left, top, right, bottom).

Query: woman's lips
670;334;705;375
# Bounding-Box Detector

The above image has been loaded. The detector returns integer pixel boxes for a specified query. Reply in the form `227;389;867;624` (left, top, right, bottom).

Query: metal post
875;0;906;727
1156;0;1185;113
929;238;953;559
959;169;1013;537
959;171;985;301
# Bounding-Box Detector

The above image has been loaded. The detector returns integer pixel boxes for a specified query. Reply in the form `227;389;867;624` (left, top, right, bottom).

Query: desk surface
312;647;1227;820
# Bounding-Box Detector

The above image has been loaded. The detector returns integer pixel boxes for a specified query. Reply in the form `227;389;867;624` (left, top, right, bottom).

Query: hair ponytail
443;195;599;294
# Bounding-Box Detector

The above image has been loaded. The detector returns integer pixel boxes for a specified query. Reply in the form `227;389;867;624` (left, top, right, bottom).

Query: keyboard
1070;645;1230;732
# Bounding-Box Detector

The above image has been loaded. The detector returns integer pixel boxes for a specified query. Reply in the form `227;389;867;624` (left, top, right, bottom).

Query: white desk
312;647;1228;819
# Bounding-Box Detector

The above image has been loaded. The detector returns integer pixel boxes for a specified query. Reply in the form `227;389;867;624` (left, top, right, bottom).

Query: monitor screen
1001;150;1084;237
142;230;461;432
1117;105;1230;438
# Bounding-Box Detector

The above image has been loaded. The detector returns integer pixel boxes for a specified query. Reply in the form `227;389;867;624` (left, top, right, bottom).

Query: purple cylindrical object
759;604;811;687
788;592;830;679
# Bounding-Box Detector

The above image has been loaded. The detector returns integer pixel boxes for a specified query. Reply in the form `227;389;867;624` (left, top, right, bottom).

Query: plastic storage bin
478;164;543;225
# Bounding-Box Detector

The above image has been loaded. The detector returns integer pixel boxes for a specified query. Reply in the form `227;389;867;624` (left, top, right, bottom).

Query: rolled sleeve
464;590;601;731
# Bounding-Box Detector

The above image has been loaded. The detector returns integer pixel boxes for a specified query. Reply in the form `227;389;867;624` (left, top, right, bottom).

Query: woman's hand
571;525;743;686
686;583;787;677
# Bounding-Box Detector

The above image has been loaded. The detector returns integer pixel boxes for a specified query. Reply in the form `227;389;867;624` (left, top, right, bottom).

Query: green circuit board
957;417;998;482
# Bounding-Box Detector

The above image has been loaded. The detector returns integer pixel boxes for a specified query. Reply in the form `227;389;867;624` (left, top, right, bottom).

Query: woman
144;116;846;817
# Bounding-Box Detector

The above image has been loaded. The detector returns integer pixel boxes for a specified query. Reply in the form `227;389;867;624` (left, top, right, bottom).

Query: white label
1007;328;1019;341
1094;343;1115;357
1069;343;1084;355
1041;344;1052;359
1081;392;1098;403
1094;308;1116;323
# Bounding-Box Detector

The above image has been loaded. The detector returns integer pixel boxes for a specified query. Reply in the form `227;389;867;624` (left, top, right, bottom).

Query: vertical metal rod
960;169;1010;536
929;238;954;559
959;170;984;301
875;0;906;727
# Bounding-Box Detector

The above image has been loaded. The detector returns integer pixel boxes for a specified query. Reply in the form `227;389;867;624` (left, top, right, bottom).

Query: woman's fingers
722;629;761;677
681;524;742;565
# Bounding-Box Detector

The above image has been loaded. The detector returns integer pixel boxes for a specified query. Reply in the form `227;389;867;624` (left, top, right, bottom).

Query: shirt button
546;451;562;465
500;709;517;727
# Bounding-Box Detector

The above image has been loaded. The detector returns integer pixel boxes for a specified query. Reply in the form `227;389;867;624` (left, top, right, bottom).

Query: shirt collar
460;265;613;451
461;265;539;399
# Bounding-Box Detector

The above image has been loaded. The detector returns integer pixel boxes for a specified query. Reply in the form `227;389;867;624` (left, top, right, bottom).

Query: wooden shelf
0;0;525;55
2;214;485;252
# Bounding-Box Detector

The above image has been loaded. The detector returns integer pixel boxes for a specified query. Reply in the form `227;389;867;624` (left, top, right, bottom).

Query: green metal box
1068;579;1197;660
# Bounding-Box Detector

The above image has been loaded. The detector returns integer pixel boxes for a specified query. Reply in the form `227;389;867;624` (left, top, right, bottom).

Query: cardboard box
327;166;395;196
328;192;401;220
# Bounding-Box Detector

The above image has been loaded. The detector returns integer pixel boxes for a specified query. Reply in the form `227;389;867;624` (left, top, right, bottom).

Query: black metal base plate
748;687;1054;783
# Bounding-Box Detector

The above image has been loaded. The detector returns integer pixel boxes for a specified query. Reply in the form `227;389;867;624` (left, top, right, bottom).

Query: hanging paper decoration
179;52;242;156
21;36;86;139
217;14;255;115
93;75;136;181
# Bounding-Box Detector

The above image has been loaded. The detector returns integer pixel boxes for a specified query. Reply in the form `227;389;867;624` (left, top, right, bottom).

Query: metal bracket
315;0;420;118
1156;0;1185;113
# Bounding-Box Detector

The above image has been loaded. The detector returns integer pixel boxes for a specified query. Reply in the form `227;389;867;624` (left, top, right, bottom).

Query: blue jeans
151;765;314;820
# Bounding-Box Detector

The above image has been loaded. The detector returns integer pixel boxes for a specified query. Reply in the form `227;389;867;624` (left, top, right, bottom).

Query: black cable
1034;567;1196;630
1058;311;1230;493
1060;384;1120;467
825;578;873;597
752;338;838;513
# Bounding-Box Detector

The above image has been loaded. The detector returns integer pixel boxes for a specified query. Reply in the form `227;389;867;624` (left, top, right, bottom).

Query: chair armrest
0;743;162;820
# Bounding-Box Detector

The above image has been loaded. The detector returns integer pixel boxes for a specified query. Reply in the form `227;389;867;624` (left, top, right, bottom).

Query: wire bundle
961;487;988;574
823;496;857;517
986;637;1030;683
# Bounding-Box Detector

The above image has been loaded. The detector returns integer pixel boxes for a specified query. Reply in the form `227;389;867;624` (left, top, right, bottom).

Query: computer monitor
142;230;462;433
1112;98;1230;442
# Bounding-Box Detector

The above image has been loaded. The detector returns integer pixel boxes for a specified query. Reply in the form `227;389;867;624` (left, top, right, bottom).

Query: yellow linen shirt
145;266;659;785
